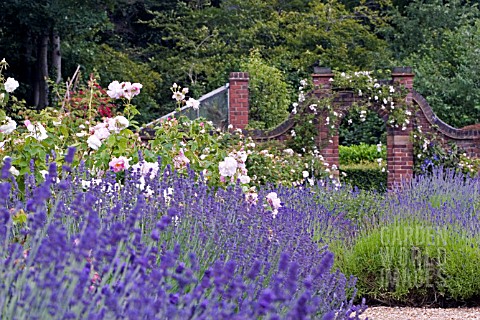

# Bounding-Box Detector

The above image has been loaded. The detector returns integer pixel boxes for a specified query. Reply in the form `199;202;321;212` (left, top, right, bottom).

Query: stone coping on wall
412;90;480;140
246;116;296;141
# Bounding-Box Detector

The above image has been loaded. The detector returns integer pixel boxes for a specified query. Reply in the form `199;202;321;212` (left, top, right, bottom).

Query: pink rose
109;156;130;172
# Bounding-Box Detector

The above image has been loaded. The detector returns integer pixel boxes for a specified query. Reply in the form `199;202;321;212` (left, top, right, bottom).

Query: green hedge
340;163;387;192
339;143;386;166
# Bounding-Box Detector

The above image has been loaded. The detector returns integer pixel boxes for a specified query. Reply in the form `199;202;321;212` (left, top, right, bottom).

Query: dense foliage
339;143;386;166
2;0;478;128
240;50;290;130
340;164;388;192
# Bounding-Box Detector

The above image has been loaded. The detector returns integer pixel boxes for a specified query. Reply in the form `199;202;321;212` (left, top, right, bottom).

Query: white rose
131;160;159;179
93;127;110;140
218;156;238;177
239;175;251;184
108;116;129;133
76;131;87;137
87;135;102;150
4;77;19;93
9;166;19;176
26;122;48;141
0;117;16;134
186;98;200;110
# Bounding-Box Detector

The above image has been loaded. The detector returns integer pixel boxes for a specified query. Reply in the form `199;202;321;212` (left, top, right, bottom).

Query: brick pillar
388;67;415;189
311;67;339;172
229;72;249;129
312;66;334;97
322;133;340;175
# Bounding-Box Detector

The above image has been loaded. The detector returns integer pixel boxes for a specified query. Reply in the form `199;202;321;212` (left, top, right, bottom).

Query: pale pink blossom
107;81;124;99
266;192;282;210
109;156;130;172
173;150;190;169
93;127;110;140
122;82;143;100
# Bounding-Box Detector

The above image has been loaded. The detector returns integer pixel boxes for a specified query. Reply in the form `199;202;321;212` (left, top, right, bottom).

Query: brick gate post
311;67;339;175
388;67;415;189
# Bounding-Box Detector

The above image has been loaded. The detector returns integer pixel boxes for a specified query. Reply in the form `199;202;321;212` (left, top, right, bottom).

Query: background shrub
339;143;386;166
240;50;290;130
339;110;386;147
339;144;387;191
340;164;387;192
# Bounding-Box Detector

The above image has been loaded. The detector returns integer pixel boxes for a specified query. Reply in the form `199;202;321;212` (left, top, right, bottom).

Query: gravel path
359;306;480;319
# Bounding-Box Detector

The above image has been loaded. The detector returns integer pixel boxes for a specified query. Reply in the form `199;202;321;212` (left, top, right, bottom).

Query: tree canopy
0;0;479;127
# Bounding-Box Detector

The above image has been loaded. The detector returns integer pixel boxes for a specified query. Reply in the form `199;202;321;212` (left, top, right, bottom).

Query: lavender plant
333;168;480;305
0;157;366;319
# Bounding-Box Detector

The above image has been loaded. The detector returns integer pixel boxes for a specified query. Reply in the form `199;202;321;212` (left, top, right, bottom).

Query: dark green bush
339;109;386;146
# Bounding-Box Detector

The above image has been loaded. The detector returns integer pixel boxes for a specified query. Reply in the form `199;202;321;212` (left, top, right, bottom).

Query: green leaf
13;209;27;225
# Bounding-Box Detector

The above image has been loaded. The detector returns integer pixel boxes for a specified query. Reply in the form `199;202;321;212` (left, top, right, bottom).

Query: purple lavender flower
0;161;367;319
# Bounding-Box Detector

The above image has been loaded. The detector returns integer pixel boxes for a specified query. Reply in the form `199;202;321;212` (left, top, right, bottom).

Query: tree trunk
38;34;49;108
51;31;62;84
24;29;35;106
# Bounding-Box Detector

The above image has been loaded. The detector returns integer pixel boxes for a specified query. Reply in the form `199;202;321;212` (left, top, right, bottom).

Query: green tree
404;22;480;127
390;0;480;127
240;50;290;129
0;0;112;108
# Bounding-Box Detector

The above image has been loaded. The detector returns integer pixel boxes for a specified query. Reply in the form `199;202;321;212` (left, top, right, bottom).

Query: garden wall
228;69;480;189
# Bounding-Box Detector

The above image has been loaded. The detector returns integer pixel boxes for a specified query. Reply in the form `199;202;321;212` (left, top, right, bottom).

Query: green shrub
246;140;327;187
332;219;480;305
240;50;290;130
340;163;387;192
339;143;386;165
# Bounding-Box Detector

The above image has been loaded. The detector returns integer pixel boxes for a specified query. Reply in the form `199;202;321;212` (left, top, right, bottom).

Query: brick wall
229;67;480;190
141;67;480;188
